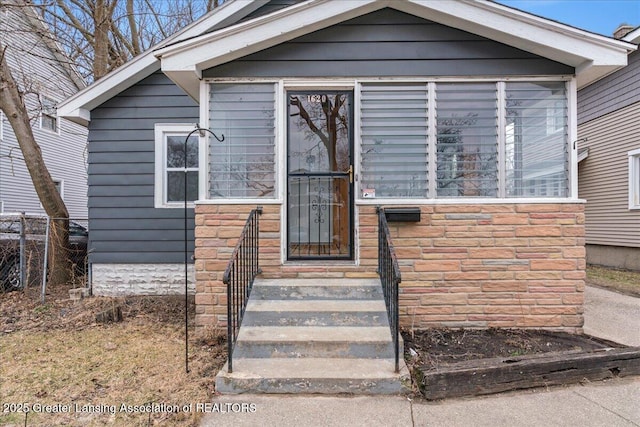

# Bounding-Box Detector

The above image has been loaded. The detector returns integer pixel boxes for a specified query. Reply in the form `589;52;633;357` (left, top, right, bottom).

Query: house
58;0;633;332
0;2;88;220
578;26;640;271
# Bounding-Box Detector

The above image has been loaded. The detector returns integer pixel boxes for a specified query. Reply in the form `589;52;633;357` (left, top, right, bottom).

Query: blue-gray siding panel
578;50;640;124
88;71;198;264
203;9;573;78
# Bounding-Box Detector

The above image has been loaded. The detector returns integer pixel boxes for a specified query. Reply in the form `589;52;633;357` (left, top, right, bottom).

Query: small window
39;180;63;209
40;96;58;132
154;124;199;208
629;148;640;210
53;180;63;197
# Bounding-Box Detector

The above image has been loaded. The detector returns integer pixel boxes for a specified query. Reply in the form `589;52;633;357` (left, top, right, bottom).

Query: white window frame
39;95;59;134
154;123;200;209
0;110;4;140
628;148;640;210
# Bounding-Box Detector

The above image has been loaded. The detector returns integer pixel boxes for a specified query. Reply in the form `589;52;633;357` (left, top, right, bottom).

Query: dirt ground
0;284;227;426
402;328;620;369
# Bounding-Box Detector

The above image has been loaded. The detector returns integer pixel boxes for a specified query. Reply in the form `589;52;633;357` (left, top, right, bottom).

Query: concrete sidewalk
201;286;640;427
584;286;640;346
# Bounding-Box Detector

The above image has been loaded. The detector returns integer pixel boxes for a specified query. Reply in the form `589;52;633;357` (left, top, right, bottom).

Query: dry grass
587;265;640;297
0;287;226;426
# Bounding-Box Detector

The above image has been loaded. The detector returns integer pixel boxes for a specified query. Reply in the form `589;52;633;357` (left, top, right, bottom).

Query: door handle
348;165;353;184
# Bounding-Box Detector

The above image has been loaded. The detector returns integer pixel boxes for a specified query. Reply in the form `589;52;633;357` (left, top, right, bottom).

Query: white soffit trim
158;0;634;99
56;0;269;126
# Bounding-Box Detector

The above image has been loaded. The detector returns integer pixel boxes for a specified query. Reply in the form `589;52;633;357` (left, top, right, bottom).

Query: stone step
250;284;383;300
233;326;395;359
254;278;381;287
241;310;389;327
215;358;410;395
244;299;387;312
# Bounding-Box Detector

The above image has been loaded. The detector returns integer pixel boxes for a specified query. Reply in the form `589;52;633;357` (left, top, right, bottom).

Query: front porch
195;202;586;393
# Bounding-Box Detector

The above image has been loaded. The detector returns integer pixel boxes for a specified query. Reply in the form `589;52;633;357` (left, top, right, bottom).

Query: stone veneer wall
91;264;195;296
194;203;585;332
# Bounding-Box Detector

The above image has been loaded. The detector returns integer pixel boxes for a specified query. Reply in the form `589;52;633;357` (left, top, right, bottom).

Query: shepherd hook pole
183;126;224;374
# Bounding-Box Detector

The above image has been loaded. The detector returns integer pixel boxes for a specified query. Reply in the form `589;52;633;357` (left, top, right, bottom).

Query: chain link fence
0;214;88;295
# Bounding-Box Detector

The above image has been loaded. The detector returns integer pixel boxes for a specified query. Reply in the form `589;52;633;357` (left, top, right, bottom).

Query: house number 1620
307;94;327;103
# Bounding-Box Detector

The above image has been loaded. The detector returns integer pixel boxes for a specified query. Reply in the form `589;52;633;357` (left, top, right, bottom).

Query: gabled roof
57;0;270;126
59;0;636;125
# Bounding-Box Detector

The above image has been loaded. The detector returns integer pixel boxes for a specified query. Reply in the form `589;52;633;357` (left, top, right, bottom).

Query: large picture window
154;124;199;208
357;80;569;200
209;83;276;199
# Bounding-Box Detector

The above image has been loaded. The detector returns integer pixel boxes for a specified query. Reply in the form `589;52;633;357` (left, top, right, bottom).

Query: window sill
356;197;585;205
195;199;282;205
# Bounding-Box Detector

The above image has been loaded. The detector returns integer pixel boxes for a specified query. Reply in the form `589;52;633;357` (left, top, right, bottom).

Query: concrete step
233;326;395;359
244;299;387;312
241;310;389;327
250;284;383;300
215;358;410;394
216;277;406;395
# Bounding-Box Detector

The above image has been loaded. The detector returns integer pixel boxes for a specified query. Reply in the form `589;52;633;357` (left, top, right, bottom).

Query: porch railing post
223;206;262;373
377;207;401;373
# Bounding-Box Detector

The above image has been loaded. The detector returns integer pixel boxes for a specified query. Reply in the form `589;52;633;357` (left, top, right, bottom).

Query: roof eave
158;0;634;97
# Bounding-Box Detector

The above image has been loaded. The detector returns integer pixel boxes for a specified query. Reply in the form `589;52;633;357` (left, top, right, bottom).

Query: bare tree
33;0;221;82
0;41;71;286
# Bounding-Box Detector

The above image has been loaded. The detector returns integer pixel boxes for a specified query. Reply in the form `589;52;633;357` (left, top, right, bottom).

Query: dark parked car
0;216;88;291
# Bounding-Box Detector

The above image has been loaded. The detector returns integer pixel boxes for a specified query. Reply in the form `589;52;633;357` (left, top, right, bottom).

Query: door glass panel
287;92;353;259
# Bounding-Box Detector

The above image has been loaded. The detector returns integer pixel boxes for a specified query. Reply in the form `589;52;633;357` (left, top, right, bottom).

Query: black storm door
287;91;354;260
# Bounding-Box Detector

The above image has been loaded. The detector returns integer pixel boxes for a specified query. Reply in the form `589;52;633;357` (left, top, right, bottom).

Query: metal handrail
223;206;262;373
377;207;402;373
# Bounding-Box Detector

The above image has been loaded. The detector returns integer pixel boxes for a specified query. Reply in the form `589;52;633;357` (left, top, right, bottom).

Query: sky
496;0;640;37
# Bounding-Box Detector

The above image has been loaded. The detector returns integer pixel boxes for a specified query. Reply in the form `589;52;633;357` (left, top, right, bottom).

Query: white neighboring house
0;2;87;219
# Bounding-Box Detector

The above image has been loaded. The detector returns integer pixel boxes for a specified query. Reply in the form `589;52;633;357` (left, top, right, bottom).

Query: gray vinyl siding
0;4;87;220
88;71;198;264
204;9;573;78
578;49;640;125
578;101;640;248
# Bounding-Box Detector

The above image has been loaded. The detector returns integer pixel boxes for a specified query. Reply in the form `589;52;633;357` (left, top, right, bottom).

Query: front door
287;91;354;260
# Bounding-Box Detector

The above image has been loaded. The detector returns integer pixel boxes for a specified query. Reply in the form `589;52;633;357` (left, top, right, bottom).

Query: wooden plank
419;347;640;400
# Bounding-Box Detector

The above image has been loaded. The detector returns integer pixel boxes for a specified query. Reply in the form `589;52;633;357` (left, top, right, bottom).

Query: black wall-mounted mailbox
384;207;421;222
